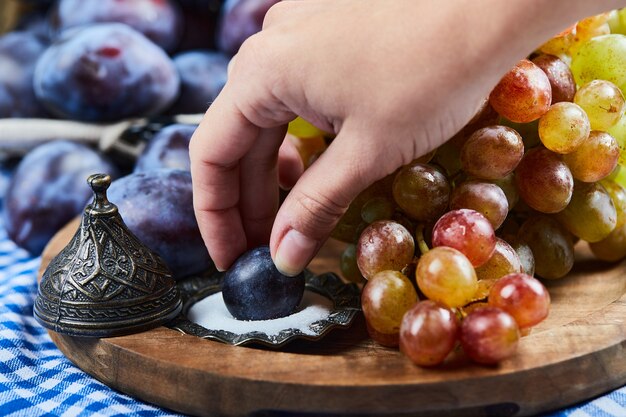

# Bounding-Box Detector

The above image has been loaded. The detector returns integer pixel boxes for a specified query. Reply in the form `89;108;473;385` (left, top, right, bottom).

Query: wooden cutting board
38;219;626;417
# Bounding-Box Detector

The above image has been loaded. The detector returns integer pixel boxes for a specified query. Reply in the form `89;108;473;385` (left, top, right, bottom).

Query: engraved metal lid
34;173;182;337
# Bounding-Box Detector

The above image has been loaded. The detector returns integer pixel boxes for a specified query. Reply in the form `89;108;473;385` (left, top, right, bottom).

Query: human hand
190;0;622;275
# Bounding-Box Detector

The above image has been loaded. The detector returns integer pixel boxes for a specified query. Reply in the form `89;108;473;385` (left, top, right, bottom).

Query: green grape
607;114;626;167
356;220;415;279
491;173;519;211
538;102;590;154
571;13;612;55
392;162;450;222
538;25;575;58
574;80;625;131
571;34;626;96
361;270;418;336
601;179;626;228
514;147;574;213
475;238;522;281
415;246;478;308
450;180;509;229
460;125;524;180
589;222;626;261
508;237;536;277
360;197;394;224
555;181;617;243
518;215;574;280
340;244;365;283
609;9;626;34
563;131;619;182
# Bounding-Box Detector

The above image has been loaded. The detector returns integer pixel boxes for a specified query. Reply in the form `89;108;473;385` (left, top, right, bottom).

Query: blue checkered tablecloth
0;168;625;417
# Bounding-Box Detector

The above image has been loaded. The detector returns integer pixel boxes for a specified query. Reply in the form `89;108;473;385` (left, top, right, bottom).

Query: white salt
187;290;333;336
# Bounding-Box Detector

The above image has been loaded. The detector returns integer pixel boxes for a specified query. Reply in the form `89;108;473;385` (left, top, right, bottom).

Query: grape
563;131;619;183
489;59;552;123
450;181;508;230
499;118;541;149
460;125;524;180
415;246;478;308
399;300;459;367
460;307;520;365
475;238;522;281
34;23;180;122
571;13;612;55
365;321;401;348
356;220;415;280
431;209;496;267
3;141;119;255
571;34;626;96
538;25;575;58
608;114;626;166
0;31;48;118
538;102;590;154
514;147;574;213
169;51;229;115
507;237;536;277
531;54;576;103
285;134;328;168
134;124;196;173
589;222;626;262
555;181;617;243
222;246;305;320
361;197;394;224
339;243;364;283
518;215;574;280
332;175;394;243
488;273;550;329
574;80;625;131
288;117;327;139
361;270;418;337
392;163;450;222
601;179;626;229
49;0;183;52
217;0;280;55
108;169;212;278
490;173;519;211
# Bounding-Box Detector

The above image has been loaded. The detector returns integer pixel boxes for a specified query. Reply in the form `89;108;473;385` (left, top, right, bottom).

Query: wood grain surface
38;218;626;417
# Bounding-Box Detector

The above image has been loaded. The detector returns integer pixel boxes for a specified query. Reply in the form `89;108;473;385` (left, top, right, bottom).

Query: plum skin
3;141;119;255
134;124;197;173
107;169;212;279
222;246;306;320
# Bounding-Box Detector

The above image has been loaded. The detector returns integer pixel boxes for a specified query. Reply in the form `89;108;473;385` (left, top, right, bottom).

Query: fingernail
274;229;318;276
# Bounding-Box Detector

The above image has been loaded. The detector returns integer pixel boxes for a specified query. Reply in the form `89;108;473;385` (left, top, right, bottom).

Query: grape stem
415;223;430;256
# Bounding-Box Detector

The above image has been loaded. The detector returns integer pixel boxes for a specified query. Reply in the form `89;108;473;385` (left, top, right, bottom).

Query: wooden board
38;219;626;417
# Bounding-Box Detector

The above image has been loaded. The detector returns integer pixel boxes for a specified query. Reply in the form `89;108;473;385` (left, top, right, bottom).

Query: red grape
460;307;520;365
488;273;550;329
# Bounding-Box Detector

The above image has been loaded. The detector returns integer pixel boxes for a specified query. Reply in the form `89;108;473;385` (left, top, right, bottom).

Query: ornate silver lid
34;173;182;337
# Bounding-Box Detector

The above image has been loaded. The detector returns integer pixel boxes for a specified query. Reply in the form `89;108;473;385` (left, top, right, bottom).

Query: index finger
189;86;263;271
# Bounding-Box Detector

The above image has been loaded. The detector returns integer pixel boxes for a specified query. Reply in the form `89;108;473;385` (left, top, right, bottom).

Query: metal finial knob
86;173;116;215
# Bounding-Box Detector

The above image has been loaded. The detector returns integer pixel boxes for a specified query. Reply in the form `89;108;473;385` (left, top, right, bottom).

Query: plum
217;0;279;55
169;51;229;114
134;124;196;172
0;31;48;117
33;23;180;122
49;0;183;52
107;169;212;278
3;141;119;255
176;0;224;51
222;246;305;320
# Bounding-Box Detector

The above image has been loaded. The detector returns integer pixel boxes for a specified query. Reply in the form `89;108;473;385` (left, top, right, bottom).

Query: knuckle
292;189;349;236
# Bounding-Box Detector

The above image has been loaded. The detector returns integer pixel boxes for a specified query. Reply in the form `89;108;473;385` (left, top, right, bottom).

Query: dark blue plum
222;246;305;320
33;23;180;122
176;0;223;51
0;31;49;117
50;0;183;52
3;141;119;254
134;124;196;172
217;0;279;55
107;169;212;278
169;51;229;114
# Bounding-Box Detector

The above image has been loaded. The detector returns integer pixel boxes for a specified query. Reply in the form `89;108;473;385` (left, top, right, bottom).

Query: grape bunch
289;10;626;367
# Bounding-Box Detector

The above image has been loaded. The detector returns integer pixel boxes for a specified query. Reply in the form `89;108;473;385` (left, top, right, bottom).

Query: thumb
269;126;384;276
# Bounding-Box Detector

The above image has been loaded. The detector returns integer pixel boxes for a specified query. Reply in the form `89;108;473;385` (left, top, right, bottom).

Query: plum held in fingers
3;141;119;255
34;23;180;122
217;0;280;55
222;246;306;321
107;169;212;279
